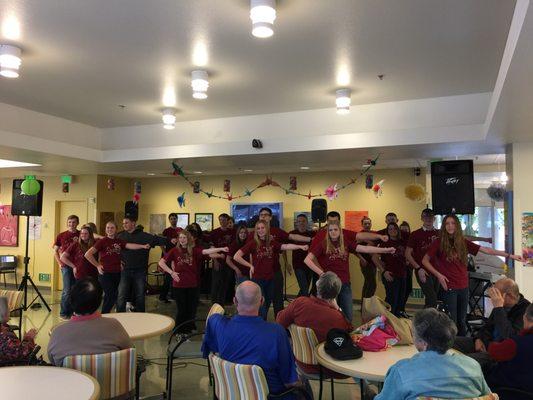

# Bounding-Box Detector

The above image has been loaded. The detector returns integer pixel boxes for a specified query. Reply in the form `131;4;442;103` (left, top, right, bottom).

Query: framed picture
195;213;214;232
0;205;19;247
149;214;167;234
176;213;190;229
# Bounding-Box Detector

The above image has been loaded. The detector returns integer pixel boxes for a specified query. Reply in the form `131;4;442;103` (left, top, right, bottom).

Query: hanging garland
171;155;380;201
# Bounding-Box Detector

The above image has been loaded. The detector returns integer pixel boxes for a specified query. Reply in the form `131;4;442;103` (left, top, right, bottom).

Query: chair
209;353;307;400
62;347;137;400
146;262;165;295
0;289;24;338
493;387;533;399
166;303;225;400
417;394;499;400
288;324;345;400
0;345;42;367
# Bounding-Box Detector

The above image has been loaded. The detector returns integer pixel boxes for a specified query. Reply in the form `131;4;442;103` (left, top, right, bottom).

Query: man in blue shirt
202;281;299;398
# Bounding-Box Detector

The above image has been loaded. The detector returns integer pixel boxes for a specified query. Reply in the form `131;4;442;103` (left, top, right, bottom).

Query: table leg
360;379;365;400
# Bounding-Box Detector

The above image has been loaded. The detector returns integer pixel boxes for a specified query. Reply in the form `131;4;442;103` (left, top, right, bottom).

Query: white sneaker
126;302;133;312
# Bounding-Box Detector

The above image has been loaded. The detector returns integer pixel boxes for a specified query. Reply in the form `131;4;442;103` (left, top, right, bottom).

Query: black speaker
124;201;138;220
431;160;475;215
311;198;328;223
11;179;44;216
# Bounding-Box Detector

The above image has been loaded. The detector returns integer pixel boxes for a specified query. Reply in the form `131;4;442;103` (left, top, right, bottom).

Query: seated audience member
454;278;530;369
485;302;533;399
48;278;133;366
376;308;491;400
276;271;353;374
202;281;301;399
0;296;37;363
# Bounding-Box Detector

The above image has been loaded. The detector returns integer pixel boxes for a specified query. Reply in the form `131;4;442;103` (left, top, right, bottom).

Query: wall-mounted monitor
231;202;283;229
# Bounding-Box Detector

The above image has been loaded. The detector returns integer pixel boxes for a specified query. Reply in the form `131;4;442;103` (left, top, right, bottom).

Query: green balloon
21;179;41;196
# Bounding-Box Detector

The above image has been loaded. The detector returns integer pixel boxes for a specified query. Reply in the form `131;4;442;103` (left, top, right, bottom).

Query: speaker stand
18;215;51;312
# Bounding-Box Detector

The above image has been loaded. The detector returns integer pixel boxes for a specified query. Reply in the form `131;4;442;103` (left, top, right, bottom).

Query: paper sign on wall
345;211;369;232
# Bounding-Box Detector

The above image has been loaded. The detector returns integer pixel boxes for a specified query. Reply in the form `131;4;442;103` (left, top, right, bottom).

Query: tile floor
18;288;367;399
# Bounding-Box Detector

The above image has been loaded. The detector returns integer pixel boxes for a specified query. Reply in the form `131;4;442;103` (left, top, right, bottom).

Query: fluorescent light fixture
191;70;209;99
336;88;351;114
300;166;310;170
194;171;203;174
244;169;253;172
147;173;156;176
250;0;276;38
0;44;22;78
0;159;41;168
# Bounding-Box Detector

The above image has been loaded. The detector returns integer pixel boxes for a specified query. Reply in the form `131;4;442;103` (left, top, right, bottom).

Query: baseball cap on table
324;328;363;360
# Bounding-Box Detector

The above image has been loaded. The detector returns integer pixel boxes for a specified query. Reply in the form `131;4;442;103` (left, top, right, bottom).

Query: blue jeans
236;275;249;285
295;268;313;297
253;279;274;320
441;287;469;335
98;272;121;313
337;282;353;322
60;267;76;317
382;275;406;316
117;269;147;312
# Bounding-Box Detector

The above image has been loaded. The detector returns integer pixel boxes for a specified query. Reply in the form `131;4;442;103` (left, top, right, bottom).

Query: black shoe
159;297;171;303
398;311;412;319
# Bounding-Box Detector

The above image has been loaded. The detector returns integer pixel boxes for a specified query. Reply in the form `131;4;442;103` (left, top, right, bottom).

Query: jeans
294;268;313;297
253;279;274;320
415;270;442;308
173;287;200;333
60;267;76;317
337;282;353;322
360;262;377;299
441;287;469;335
273;269;284;317
403;267;413;310
117;269;147;312
98;272;121;313
382;275;407;316
452;336;496;374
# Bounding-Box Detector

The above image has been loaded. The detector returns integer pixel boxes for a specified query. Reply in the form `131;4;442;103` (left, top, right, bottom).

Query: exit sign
38;273;50;282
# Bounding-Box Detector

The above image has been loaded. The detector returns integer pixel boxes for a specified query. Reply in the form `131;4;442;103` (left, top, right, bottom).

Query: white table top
316;343;417;382
103;312;175;340
0;366;100;400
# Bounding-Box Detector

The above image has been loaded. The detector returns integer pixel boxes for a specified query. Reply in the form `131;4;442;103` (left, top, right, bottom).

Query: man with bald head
202;281;300;398
454;278;530;370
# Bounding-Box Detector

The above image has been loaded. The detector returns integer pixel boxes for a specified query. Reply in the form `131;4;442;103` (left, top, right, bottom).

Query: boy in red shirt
289;214;315;297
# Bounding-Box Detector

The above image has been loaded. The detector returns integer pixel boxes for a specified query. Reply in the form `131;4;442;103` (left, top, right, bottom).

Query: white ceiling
0;0;515;128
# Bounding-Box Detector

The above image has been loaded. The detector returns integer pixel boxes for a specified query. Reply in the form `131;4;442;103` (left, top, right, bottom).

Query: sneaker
159;298;171;303
125;302;134;312
59;315;71;321
398;311;412;319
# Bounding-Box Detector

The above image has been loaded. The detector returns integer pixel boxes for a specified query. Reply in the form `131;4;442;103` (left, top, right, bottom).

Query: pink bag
353;315;400;352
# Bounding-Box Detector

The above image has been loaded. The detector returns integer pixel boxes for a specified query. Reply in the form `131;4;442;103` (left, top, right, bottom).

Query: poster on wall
29;216;42;240
345;210;369;233
195;213;214;232
522;212;533;265
0;205;18;247
293;211;313;230
149;214;166;234
176;213;190;229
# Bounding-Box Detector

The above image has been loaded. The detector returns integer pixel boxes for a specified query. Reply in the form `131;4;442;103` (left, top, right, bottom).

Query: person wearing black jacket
116;216;169;312
454;278;530;371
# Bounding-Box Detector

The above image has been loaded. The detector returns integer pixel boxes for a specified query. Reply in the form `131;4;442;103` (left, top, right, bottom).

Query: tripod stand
18;215;51;312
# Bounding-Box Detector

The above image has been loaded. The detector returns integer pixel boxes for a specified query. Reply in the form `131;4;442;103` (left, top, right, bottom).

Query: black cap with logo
324;328;363;360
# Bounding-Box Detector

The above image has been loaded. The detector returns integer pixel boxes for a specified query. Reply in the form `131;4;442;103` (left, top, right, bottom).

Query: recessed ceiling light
250;0;276;38
162;108;176;129
0;159;41;168
244;169;253;172
147;173;156;176
0;44;22;78
300;166;310;170
336;88;351;115
194;171;203;174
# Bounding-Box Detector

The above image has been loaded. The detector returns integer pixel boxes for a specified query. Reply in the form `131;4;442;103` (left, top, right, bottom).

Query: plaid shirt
0;323;35;362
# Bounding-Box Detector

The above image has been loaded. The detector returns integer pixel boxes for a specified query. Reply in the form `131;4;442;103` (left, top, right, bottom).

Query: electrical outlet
38;273;50;282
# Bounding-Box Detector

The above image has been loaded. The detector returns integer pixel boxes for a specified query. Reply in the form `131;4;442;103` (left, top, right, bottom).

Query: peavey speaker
124;201;139;220
11;179;44;216
311;198;328;223
431;160;475;215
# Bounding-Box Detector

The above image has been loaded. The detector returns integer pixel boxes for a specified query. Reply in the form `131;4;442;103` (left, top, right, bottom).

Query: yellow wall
136;168;427;299
0;175;97;289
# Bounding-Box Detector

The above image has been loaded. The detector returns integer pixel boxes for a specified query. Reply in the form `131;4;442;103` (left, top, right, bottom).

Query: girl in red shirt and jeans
422;214;522;335
234;221;308;320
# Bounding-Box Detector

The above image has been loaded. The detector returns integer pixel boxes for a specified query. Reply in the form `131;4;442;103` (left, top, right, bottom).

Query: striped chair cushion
63;348;136;400
288;324;319;365
209;353;269;400
207;303;224;320
418;394;499;400
0;290;24;317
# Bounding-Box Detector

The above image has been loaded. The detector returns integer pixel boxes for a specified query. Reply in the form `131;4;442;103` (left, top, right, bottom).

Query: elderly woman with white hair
375;308;491;400
0;296;37;363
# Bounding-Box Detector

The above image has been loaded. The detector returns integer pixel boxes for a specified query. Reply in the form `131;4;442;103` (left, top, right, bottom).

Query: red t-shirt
162;226;183;252
93;237;127;273
164;246;206;288
425;238;480;289
55;230;80;268
208;227;235;247
311;228;358;249
407;228;440;266
228;240;250;277
309;239;358;284
378;238;407;278
357;230;378;267
289;229;315;269
239;239;282;280
65;242;98;280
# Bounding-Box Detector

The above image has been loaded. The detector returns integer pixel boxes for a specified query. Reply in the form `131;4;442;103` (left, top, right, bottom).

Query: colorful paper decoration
132;181;141;203
289;176;297;190
62;182;69;193
325;184;339;200
107;178;115;191
372;179;385;197
193;181;200;194
21;175;41;196
223;179;231;192
404;183;426;202
177;192;186;208
365;174;374;189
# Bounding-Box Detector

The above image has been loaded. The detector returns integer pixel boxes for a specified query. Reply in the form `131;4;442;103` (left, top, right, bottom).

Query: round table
315;343;417;381
0;366;100;400
103;312;175;340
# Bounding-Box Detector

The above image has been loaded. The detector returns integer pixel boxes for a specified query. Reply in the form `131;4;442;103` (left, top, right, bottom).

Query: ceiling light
0;159;40;168
192;40;208;67
336;88;351;115
2;16;21;40
300;166;310;170
244;169;253;172
162;87;177;107
147;173;156;176
500;172;508;183
194;171;203;174
162;108;176;130
0;44;22;78
191;70;209;99
250;0;276;38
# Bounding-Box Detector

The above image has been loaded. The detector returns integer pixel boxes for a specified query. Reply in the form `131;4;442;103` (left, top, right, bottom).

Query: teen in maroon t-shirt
226;224;252;283
234;220;308;320
60;225;98;280
159;230;227;332
355;216;379;300
422;214;523;335
373;223;408;317
289;214;316;297
84;221;149;313
305;221;395;322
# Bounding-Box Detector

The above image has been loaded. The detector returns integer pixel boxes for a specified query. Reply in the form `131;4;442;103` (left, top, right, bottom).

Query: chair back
209;353;269;400
288;324;319;365
207;303;224;322
417;394;499;400
63;348;136;400
0;289;23;317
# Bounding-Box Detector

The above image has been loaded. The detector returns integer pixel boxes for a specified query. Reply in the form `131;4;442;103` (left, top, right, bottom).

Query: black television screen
231;202;283;229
